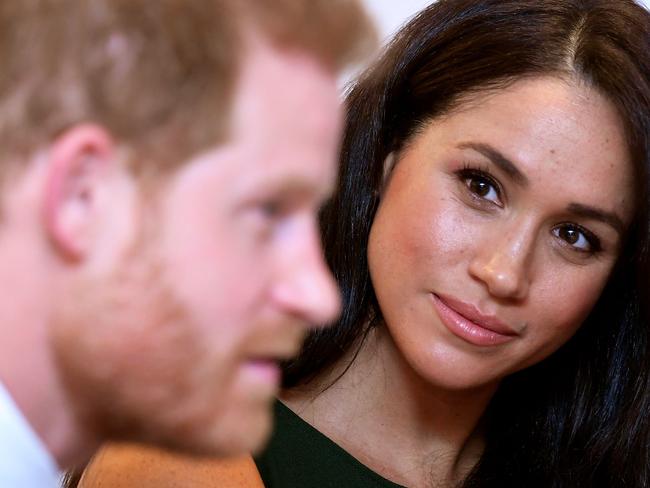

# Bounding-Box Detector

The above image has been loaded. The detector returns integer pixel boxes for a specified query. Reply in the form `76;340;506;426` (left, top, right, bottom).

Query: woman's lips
431;293;519;346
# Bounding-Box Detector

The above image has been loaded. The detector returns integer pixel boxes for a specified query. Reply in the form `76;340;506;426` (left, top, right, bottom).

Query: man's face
53;36;342;455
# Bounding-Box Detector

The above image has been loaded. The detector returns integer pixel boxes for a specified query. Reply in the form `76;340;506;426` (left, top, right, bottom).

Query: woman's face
367;76;634;390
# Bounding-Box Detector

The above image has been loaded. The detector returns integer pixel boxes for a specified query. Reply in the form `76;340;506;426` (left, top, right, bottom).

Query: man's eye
256;196;293;220
260;200;282;219
552;224;601;253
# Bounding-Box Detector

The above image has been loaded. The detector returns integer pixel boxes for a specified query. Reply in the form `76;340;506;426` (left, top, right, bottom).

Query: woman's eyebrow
457;142;529;187
566;203;625;236
457;141;625;234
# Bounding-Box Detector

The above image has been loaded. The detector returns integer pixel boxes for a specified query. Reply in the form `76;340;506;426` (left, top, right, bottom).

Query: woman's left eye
552;224;601;253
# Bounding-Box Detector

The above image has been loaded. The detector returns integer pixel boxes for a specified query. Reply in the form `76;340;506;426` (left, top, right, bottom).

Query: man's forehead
230;32;341;137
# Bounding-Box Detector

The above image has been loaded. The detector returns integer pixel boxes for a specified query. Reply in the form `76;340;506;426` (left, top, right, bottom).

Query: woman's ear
378;151;396;197
42;124;115;261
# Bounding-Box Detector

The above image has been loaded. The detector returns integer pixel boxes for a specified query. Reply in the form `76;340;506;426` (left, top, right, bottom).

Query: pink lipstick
432;293;519;346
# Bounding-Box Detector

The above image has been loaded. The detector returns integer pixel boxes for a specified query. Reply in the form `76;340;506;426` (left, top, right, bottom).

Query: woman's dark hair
284;0;650;486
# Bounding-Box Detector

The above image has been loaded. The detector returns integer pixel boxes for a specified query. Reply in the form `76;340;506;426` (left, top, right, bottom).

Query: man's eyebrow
255;175;333;202
566;203;625;236
457;142;529;187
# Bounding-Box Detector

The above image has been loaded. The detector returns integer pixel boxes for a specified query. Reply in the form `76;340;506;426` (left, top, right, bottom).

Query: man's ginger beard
49;202;240;455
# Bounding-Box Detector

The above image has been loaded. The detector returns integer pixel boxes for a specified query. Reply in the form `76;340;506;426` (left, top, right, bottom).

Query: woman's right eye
458;168;503;207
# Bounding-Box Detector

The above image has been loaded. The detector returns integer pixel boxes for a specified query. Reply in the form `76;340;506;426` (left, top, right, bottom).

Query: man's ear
42;124;115;261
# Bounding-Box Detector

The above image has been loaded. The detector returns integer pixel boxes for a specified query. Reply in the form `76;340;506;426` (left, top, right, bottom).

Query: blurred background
361;0;432;43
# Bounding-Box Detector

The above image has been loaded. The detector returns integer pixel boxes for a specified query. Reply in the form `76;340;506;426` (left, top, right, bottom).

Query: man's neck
0;155;99;469
0;294;94;469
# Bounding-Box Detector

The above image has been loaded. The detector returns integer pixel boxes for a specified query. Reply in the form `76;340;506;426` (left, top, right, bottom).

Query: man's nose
271;234;341;328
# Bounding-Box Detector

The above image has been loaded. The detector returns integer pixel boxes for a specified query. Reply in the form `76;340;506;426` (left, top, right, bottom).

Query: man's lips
241;359;282;386
246;324;307;360
432;293;520;346
244;329;306;373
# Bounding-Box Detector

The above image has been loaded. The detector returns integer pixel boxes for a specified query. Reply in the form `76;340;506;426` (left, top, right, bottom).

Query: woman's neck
282;324;498;487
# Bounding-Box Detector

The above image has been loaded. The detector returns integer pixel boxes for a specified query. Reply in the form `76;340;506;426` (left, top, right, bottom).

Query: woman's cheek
530;266;612;342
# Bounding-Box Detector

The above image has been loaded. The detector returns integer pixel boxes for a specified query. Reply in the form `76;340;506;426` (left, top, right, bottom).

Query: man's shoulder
0;382;60;488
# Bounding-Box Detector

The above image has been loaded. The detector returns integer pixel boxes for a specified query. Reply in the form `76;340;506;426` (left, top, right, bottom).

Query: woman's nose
468;222;535;301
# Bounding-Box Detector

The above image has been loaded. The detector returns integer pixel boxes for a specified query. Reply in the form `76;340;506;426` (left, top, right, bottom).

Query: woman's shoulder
255;400;405;488
77;443;263;488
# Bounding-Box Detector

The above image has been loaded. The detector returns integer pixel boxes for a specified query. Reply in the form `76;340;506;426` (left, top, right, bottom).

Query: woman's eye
552;224;600;253
461;172;501;205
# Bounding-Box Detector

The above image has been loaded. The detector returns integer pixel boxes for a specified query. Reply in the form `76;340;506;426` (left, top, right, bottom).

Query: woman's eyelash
554;223;603;255
455;165;604;257
456;163;503;202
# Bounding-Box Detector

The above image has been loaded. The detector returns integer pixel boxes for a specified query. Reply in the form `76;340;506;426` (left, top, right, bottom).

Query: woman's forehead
400;76;635;223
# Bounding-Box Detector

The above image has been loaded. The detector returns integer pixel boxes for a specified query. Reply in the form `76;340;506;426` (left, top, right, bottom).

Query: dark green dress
254;401;406;488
